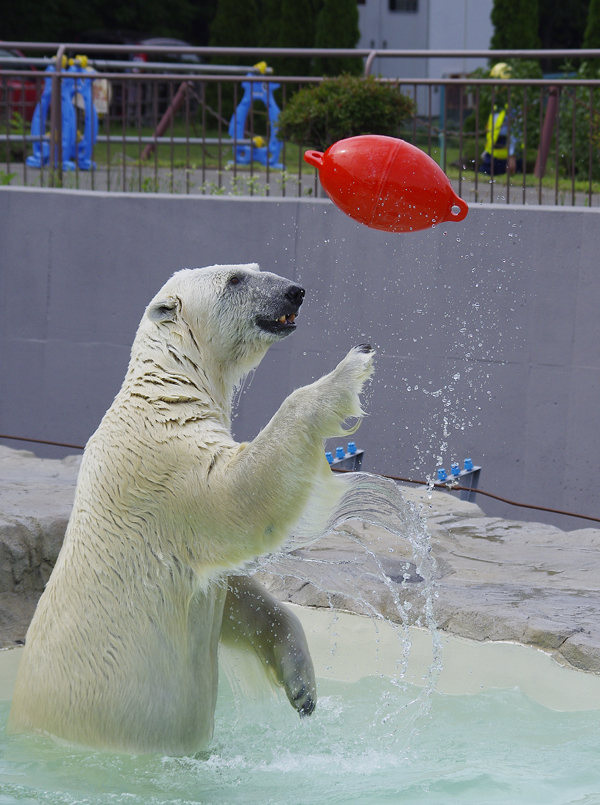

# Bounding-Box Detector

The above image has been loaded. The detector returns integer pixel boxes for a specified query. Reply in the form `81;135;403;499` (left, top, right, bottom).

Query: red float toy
304;135;468;233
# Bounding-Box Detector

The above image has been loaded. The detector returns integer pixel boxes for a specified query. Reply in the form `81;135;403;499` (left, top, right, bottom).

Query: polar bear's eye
228;276;241;286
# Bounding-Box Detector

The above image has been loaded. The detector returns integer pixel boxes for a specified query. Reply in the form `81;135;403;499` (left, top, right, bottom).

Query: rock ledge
2;445;599;675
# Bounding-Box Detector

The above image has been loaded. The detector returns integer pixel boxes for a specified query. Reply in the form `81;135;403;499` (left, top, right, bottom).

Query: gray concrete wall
1;186;599;530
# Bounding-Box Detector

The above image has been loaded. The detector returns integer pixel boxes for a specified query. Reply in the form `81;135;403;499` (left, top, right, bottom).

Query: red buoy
304;135;468;233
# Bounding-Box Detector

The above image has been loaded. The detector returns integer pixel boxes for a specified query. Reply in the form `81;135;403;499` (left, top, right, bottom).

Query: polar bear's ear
148;295;181;323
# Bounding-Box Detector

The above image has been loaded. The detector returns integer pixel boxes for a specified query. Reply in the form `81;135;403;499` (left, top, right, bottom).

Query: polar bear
8;263;374;756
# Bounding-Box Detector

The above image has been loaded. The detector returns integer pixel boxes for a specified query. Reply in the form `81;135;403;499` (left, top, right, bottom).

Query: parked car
0;45;38;123
129;38;203;69
73;32;202;122
74;31;203;69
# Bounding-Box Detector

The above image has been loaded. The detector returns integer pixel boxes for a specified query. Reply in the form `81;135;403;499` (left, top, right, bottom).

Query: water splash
248;471;443;742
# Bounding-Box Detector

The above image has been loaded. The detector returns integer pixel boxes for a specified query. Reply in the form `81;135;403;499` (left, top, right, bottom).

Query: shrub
276;75;416;152
0;112;28;165
557;61;600;181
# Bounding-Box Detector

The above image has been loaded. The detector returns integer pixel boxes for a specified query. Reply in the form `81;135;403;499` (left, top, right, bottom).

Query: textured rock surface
255;488;600;675
1;445;599;675
0;446;81;645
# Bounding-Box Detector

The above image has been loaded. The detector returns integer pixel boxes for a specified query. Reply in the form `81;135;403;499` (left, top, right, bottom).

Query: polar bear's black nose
286;285;305;307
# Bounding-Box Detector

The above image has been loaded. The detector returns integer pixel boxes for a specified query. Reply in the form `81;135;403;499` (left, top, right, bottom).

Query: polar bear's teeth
288;314;296;323
278;316;286;324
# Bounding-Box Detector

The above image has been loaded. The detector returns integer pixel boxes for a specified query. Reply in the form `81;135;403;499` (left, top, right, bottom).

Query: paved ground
1;444;599;674
6;163;320;198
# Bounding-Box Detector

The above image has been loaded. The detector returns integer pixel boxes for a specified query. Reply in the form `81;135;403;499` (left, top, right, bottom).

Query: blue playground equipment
27;56;98;171
71;60;98;171
229;67;283;170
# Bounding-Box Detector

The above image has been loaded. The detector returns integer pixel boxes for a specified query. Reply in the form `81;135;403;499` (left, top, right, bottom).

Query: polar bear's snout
254;278;305;338
285;284;305;307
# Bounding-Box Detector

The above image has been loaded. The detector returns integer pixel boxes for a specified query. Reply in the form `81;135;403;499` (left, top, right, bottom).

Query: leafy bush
557;61;600;180
0;170;16;185
0;112;28;165
276;75;416;152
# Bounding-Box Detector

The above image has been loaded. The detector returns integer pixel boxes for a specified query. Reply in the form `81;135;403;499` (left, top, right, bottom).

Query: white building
358;0;494;97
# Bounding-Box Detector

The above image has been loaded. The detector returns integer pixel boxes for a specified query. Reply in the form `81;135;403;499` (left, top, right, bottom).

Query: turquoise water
1;675;600;805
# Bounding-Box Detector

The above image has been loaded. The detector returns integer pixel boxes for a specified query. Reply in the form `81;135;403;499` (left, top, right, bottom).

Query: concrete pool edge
290;606;600;712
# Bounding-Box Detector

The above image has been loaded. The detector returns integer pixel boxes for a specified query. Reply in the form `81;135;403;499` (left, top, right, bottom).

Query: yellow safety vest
485;108;508;159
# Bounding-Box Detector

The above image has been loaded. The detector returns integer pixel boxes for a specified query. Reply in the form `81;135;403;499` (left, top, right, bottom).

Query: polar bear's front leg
210;346;374;560
221;576;316;716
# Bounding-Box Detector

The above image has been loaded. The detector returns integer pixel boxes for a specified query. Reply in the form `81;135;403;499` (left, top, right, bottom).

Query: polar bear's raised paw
300;345;374;436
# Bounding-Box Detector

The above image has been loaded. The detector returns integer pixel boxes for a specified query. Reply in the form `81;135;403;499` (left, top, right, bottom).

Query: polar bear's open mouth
256;310;300;336
253;278;304;337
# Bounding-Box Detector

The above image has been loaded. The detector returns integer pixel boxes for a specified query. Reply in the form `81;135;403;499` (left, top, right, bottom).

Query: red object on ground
304;135;468;233
0;45;38;123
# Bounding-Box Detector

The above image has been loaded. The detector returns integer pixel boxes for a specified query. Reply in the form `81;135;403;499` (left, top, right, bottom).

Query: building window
389;0;418;10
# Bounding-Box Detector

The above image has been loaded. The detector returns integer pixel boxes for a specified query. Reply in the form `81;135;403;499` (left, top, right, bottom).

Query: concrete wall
1;186;599;531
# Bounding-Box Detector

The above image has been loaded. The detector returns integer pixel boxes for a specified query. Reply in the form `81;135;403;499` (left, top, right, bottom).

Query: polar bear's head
132;264;305;395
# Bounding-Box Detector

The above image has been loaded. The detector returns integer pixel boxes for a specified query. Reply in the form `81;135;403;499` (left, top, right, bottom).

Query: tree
538;0;589;72
184;0;220;47
490;0;541;51
209;0;259;52
276;0;316;75
257;0;283;49
1;0;206;45
583;0;600;48
313;0;362;76
539;0;589;49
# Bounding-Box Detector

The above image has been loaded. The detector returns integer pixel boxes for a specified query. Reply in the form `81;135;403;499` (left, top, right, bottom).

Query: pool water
1;672;600;805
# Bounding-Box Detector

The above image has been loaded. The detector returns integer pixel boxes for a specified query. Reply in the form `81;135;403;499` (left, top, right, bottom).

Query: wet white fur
8;264;373;755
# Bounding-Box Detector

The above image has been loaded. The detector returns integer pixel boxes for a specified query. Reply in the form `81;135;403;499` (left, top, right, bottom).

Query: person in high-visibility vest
479;63;522;176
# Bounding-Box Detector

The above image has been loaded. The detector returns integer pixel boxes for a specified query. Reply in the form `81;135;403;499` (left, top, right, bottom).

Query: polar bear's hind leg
221;576;316;716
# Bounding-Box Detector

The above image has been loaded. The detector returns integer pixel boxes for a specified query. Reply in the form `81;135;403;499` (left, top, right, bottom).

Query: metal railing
2;43;600;205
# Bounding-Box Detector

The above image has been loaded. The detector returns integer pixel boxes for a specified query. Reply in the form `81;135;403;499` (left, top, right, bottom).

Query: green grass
91;122;309;173
5;117;600;199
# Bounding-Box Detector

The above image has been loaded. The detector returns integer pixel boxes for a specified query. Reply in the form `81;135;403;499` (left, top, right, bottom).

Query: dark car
72;32;202;122
73;31;202;70
130;38;203;69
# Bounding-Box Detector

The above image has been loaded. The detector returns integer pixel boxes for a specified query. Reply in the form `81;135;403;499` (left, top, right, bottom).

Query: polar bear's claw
296;689;316;718
286;678;316;717
356;343;374;353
